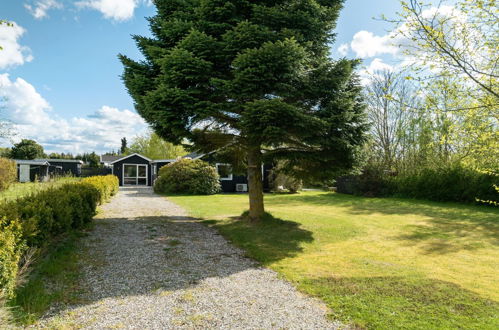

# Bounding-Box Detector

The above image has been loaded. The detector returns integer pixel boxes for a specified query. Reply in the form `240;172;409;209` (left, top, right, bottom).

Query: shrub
337;164;498;205
0;175;118;300
270;172;303;193
0;158;16;192
82;175;119;204
0;218;23;299
390;165;498;204
154;159;221;195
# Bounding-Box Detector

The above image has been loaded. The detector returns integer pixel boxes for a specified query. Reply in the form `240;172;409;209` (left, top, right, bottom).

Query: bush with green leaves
0;217;23;299
0;158;16;192
82;175;119;204
0;175;118;299
154;159;221;195
270;172;303;193
337;164;498;205
390;165;498;204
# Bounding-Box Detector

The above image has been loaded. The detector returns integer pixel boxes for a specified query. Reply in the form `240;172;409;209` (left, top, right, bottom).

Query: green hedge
154;159;221;195
0;158;17;192
0;175;118;298
337;165;498;205
82;175;119;204
390;166;498;204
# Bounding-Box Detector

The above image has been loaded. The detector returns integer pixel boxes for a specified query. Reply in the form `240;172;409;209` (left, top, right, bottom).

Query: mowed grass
167;192;499;329
0;177;79;202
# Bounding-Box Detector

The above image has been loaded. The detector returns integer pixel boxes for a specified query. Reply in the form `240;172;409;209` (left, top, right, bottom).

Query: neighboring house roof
109;153;152;165
37;159;84;164
183;152;206;159
14;160;50;166
100;155;123;163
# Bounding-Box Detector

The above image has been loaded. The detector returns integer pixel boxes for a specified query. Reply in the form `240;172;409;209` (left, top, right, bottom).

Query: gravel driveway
37;187;339;329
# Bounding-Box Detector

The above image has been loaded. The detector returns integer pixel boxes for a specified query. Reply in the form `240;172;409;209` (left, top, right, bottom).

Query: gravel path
37;187;340;329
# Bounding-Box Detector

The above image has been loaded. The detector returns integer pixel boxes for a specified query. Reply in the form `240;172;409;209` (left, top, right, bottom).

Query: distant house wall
46;161;82;177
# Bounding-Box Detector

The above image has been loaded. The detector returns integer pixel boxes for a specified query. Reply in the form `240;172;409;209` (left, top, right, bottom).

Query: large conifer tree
120;0;367;220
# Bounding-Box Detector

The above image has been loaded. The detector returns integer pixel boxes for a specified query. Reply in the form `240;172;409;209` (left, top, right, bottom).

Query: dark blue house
106;152;271;193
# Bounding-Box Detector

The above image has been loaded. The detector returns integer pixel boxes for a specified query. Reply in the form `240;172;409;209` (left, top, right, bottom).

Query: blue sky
0;0;403;154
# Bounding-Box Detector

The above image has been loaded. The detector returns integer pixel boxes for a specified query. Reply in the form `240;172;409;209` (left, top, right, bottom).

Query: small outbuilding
15;159;50;183
36;159;84;177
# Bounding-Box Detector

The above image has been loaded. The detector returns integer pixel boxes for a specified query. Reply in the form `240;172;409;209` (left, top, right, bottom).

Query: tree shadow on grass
203;212;314;265
269;193;499;253
302;275;499;329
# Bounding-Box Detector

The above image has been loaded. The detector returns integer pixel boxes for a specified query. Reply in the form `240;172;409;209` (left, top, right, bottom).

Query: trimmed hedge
154;159;221;195
0;175;118;298
390;166;498;204
0;158;16;192
337;165;498;205
82;175;119;204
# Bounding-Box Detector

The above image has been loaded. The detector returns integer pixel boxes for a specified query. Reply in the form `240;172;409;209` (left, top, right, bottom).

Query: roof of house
109;153;152;165
183;152;206;159
37;158;84;164
14;159;50;166
100;155;123;163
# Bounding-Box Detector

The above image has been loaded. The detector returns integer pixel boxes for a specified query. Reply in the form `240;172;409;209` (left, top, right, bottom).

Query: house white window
216;163;233;181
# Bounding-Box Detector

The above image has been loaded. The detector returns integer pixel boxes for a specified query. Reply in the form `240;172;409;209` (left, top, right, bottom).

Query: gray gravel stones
35;187;341;329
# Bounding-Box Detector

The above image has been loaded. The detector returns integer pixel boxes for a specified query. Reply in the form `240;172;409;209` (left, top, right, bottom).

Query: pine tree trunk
247;147;265;221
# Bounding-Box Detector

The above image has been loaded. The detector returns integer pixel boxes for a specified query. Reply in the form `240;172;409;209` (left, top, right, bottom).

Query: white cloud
358;58;395;86
350;30;399;58
0;74;148;153
337;43;349;56
76;0;145;21
0;22;33;69
348;5;464;61
24;0;63;20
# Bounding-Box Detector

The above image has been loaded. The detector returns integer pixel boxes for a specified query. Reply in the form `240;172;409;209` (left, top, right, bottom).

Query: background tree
9;139;44;160
121;0;368;220
76;152;100;168
127;131;186;160
390;0;498;112
120;137;128;155
364;70;419;168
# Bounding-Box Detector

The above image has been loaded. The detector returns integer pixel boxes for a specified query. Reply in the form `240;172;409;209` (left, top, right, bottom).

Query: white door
19;164;30;182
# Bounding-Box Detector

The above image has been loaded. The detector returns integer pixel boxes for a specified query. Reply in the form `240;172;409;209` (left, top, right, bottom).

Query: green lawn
167;192;499;329
0;177;79;202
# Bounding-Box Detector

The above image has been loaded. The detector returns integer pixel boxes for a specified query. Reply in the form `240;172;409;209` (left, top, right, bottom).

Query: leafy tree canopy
121;0;368;219
10;139;44;160
127;131;186;160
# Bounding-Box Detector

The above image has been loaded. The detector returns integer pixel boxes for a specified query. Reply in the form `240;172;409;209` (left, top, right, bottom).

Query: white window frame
216;163;233;181
122;163;148;186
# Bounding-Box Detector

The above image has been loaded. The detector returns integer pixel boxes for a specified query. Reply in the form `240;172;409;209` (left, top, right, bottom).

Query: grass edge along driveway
166;191;499;329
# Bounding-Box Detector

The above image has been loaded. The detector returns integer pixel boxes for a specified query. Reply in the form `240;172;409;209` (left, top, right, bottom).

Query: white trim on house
14;160;50;166
122;163;148;186
216;163;233;181
36;159;84;164
110;153;152;165
151;159;177;163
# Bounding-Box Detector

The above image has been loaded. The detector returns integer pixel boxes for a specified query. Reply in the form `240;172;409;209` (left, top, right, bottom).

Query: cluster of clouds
0;1;152;153
337;5;462;84
0;74;148;153
0;22;33;69
24;0;152;22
